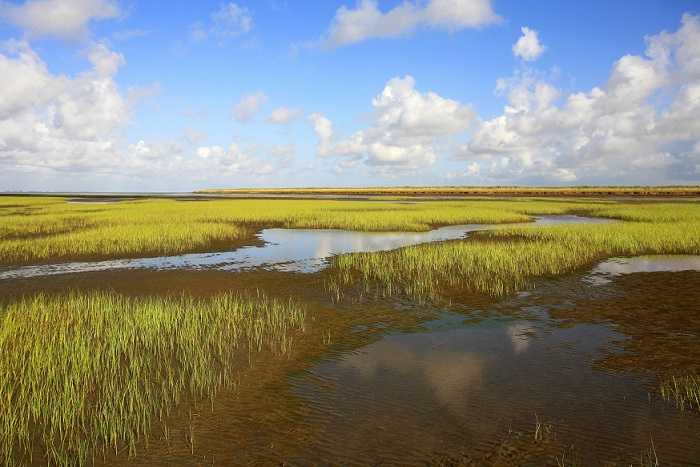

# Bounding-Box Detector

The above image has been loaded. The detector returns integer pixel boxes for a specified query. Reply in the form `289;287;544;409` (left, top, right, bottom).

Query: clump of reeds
0;291;305;465
660;375;700;412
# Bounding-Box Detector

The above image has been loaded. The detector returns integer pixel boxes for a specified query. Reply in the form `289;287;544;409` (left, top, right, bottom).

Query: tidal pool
286;268;700;466
0;214;612;279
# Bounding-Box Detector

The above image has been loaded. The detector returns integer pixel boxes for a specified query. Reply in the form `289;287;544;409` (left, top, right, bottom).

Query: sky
0;0;699;191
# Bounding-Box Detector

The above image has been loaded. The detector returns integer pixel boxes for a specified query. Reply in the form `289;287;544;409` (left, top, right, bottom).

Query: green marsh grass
327;204;700;300
4;197;699;291
0;291;305;465
0;196;604;265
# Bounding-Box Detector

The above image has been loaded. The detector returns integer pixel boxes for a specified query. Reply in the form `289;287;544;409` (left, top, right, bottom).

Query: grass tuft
660;375;700;412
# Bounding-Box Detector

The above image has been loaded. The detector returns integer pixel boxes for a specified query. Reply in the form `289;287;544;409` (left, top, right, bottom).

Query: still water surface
287;268;700;465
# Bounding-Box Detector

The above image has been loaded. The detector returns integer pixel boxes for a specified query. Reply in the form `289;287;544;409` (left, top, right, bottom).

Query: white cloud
308;112;335;157
0;40;129;171
0;40;286;187
513;26;545;61
190;2;253;42
266;106;302;124
232;91;267;123
309;75;473;172
87;41;124;76
320;0;500;48
457;14;700;184
0;0;120;40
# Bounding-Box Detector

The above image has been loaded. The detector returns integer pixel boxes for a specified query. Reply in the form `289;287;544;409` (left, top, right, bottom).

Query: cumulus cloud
0;40;285;187
266;106;302;124
319;0;500;48
308;112;335;157
309;75;473;171
0;39;129;171
232;91;267;123
0;0;120;40
190;2;253;42
513;26;545;61
457;13;700;184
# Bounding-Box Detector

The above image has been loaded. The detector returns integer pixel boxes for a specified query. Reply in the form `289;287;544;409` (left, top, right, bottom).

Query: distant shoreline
3;186;700;199
195;186;700;197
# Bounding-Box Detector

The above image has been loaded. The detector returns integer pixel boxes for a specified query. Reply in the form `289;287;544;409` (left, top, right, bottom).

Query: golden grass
660;375;700;412
326;204;700;299
0;291;305;465
0;196;598;265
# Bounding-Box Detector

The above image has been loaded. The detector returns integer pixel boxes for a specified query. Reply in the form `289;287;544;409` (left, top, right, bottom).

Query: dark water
0;215;613;279
285;266;700;466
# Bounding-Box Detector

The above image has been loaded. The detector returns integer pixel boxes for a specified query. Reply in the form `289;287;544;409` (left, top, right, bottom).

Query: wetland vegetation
327;204;700;299
0;291;305;465
0;194;699;465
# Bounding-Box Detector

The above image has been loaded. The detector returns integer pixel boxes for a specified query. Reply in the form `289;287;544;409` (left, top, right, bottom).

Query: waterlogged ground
1;213;699;465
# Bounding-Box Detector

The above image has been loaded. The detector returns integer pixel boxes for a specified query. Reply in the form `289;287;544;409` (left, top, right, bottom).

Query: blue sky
0;0;699;191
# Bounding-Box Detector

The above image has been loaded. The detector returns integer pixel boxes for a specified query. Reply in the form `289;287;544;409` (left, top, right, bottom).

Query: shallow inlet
0;215;613;279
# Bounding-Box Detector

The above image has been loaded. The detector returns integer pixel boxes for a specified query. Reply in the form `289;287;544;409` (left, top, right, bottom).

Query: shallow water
0;214;612;279
287;268;700;466
587;255;700;284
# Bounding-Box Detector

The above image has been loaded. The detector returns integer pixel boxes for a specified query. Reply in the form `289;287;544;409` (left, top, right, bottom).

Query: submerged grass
327;204;700;300
0;291;305;465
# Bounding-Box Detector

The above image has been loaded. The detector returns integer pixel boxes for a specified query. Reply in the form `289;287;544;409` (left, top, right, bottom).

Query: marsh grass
0;222;252;264
639;438;660;467
0;291;305;465
7;195;696;267
0;196;589;265
327;205;700;300
660;375;700;412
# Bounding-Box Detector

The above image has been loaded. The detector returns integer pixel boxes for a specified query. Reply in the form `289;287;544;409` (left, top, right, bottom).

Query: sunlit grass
327;204;700;300
0;196;593;265
2;197;699;282
0;291;305;465
0;222;251;264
